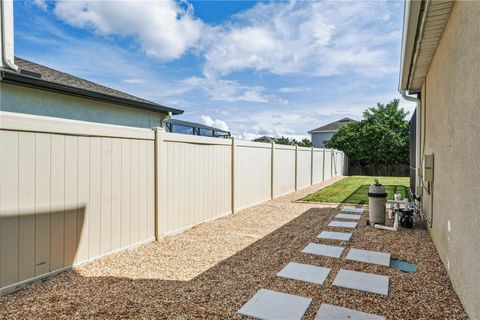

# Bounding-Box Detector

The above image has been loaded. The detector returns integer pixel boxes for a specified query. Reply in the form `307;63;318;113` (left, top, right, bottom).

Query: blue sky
15;0;414;139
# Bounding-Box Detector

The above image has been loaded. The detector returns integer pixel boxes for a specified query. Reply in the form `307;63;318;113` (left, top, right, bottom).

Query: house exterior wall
1;83;164;128
311;131;335;148
419;2;480;318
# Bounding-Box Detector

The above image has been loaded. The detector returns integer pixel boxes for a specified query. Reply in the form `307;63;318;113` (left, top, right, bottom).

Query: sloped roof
0;57;183;115
308;118;355;133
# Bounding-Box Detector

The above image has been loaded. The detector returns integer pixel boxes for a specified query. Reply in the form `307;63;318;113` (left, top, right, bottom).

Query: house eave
399;0;454;94
0;70;184;115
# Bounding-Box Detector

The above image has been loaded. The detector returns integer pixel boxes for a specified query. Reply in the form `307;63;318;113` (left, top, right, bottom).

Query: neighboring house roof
308;118;355;134
0;57;183;115
253;136;277;143
166;118;230;134
398;0;454;93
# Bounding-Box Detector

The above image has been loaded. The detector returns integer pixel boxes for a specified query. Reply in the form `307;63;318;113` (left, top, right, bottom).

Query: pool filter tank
368;179;387;225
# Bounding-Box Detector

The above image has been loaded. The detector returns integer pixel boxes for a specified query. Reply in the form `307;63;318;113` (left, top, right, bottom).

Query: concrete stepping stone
341;208;364;213
277;262;331;285
328;220;358;228
237;289;312;320
302;243;344;258
346;248;391;266
335;213;362;220
318;231;352;241
315;304;386;320
332;269;389;296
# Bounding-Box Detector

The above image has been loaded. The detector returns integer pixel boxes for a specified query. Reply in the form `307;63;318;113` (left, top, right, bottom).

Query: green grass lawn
302;176;410;205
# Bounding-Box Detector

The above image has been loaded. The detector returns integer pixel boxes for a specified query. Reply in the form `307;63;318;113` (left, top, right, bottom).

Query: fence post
310;146;314;186
330;149;334;178
294;144;298;191
333;150;337;176
153;127;165;240
231;136;236;214
271;141;275;199
322;148;325;181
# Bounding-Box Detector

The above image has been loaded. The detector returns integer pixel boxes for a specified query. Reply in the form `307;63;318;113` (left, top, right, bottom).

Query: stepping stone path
238;205;392;319
303;243;344;258
317;231;352;241
237;289;312;320
333;269;389;296
335;213;362;220
346;248;391;266
315;304;386;320
277;262;331;285
341;208;365;213
328;220;358;228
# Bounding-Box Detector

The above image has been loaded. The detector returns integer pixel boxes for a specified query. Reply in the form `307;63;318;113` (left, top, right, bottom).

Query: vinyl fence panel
273;144;296;197
324;149;333;180
0;112;155;294
312;148;325;184
296;147;312;189
234;141;272;211
156;132;232;237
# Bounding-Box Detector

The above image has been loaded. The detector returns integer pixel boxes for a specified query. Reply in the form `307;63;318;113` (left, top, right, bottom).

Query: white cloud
277;87;311;93
201;115;229;132
202;1;398;78
33;0;48;11
122;78;144;84
49;0;398;78
182;77;287;104
53;0;204;60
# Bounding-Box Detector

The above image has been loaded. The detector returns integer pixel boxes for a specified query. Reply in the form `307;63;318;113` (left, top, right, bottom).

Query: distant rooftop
308;118;355;134
253;136;277;143
0;57;183;115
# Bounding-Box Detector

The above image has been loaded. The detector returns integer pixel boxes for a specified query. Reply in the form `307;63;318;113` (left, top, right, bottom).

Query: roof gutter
398;0;422;92
1;70;184;115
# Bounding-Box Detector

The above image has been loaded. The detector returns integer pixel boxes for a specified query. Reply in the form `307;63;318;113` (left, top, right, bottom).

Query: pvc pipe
374;212;399;231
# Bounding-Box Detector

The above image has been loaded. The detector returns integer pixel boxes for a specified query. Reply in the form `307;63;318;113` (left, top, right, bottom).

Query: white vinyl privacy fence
0;112;155;295
156;129;346;237
0;111;345;295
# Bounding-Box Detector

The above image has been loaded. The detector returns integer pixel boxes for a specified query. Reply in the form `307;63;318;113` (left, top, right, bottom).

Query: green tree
276;136;313;147
324;99;409;167
276;136;292;145
297;138;313;147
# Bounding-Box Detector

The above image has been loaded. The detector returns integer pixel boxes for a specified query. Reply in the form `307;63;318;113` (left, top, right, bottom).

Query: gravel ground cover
0;176;467;319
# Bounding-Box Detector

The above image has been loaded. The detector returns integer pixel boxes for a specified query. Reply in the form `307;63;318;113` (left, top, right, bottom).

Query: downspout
0;0;19;71
401;90;421;196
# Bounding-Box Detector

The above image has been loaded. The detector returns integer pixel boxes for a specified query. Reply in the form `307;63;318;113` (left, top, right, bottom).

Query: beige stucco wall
420;2;480;318
0;83;163;128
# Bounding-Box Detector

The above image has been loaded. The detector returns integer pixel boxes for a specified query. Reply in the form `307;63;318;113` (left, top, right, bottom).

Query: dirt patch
0;177;467;319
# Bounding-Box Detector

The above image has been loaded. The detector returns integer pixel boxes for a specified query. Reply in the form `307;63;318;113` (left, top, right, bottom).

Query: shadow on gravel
0;208;467;320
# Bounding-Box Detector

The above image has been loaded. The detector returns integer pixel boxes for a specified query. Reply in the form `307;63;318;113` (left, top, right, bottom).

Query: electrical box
423;154;434;182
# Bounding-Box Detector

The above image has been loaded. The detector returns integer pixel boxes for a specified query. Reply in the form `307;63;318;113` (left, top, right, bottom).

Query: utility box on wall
423;154;434;182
